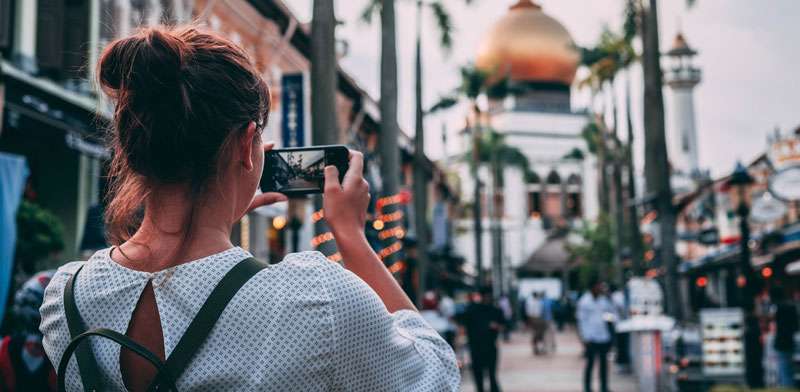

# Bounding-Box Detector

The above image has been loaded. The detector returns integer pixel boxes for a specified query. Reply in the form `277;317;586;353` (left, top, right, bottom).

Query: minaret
665;32;702;177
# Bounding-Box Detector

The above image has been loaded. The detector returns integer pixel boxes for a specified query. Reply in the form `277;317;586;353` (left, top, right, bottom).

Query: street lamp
725;161;764;388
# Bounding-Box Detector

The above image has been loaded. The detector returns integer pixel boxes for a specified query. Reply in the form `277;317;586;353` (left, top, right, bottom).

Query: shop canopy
518;234;573;276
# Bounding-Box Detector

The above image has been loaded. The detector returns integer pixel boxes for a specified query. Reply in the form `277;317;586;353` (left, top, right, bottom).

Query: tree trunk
412;0;430;305
642;0;682;321
310;0;340;253
379;0;402;267
471;104;484;287
490;142;503;298
625;70;644;275
611;81;626;284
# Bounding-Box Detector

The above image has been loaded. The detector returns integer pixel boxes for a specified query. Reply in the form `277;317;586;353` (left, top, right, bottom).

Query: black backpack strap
63;264;101;391
147;257;267;391
58;328;177;392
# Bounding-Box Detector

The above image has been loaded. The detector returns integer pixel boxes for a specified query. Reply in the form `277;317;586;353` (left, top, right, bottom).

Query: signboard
627;277;664;317
281;73;305;147
700;308;744;376
769;165;800;202
750;192;787;223
769;137;800;170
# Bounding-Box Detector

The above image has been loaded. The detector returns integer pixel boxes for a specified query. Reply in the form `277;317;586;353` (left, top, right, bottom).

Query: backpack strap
63;264;101;391
147;257;267;391
58;328;177;392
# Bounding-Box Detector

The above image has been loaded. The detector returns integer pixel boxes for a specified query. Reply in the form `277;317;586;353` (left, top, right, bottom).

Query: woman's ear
240;121;258;171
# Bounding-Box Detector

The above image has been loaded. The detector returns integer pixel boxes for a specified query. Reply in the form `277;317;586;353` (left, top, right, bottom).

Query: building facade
0;0;461;296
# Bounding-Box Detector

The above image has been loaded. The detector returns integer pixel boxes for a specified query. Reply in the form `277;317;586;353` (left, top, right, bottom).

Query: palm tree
638;0;682;321
362;0;473;299
428;63;489;286
310;0;340;255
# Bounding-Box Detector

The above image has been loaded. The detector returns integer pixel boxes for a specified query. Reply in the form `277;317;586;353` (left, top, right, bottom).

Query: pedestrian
525;291;546;355
38;26;459;391
541;293;556;354
577;279;616;392
0;270;57;391
438;290;458;351
770;287;798;388
497;294;513;342
457;287;504;392
610;284;630;372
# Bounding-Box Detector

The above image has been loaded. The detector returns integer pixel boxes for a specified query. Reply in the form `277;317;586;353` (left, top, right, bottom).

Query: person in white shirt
577;280;616;392
525;292;546;355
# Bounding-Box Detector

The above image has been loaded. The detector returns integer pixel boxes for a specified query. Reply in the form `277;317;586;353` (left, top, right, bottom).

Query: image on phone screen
261;146;348;195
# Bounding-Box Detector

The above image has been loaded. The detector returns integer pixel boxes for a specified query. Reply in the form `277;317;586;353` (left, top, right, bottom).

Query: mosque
452;0;704;292
453;0;597;292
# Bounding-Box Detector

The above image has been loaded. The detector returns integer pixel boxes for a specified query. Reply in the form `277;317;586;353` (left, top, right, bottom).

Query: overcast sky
286;0;800;177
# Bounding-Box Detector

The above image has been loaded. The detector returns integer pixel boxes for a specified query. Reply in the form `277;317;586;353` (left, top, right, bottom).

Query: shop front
0;62;107;261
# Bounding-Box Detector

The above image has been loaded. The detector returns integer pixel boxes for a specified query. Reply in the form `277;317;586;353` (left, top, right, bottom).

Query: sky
286;0;800;177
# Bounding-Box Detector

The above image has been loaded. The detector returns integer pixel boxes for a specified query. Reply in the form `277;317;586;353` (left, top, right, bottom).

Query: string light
388;261;406;274
379;241;403;259
310;232;335;247
378;227;406;240
327;252;342;262
272;216;287;230
372;219;385;231
696;276;708;288
311;209;325;223
762;267;773;278
378;211;404;223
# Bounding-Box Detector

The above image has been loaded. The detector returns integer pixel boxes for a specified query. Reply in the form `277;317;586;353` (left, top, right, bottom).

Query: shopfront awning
518;234;573;275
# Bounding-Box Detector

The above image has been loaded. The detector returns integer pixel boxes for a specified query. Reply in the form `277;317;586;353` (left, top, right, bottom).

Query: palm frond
459;64;489;99
429;1;453;52
359;0;381;24
427;95;459;114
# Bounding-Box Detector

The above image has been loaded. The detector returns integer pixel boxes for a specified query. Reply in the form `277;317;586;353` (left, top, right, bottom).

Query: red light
696;277;708;287
737;275;747;288
762;267;773;278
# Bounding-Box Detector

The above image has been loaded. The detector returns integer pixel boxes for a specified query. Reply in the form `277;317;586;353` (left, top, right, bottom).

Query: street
461;329;637;392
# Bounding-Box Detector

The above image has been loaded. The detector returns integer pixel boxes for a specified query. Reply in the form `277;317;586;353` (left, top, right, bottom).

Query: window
0;0;11;50
36;0;90;82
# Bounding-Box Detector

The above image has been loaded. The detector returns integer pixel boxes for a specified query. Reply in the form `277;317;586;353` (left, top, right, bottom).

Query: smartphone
260;145;349;196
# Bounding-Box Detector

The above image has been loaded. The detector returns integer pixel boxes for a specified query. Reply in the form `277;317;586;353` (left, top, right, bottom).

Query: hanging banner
281;73;305;148
0;153;29;322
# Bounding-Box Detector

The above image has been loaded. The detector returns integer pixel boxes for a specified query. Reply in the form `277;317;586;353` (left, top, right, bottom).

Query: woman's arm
323;151;416;313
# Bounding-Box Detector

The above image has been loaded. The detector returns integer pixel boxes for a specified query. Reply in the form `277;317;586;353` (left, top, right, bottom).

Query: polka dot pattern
40;247;460;391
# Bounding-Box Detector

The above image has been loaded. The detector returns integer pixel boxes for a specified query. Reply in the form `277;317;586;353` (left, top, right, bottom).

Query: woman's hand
246;142;288;214
323;150;370;238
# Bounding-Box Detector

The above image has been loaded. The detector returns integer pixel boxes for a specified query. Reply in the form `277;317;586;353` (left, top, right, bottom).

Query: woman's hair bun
98;28;189;96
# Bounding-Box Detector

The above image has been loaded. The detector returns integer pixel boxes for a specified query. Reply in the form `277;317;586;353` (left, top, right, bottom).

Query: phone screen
261;145;348;195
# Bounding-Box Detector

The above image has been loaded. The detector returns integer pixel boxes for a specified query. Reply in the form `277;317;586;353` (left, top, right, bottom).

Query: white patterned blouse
40;247;460;391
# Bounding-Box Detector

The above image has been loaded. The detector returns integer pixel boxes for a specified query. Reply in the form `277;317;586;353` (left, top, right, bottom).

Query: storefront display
700;308;745;376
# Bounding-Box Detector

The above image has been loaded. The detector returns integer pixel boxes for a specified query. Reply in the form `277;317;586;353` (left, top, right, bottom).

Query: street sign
697;228;720;246
768;165;800;202
281;73;305;147
700;308;744;376
750;192;787;223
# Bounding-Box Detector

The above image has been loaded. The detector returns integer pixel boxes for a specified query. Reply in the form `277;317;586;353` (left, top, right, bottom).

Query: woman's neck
112;185;235;272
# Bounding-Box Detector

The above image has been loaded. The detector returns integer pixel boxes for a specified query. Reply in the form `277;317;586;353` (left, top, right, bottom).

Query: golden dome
476;0;580;85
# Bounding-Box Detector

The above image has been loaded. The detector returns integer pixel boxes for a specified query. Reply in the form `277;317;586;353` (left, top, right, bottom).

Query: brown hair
98;26;270;245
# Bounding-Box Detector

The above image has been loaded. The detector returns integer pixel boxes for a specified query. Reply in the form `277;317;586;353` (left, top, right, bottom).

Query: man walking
457;287;505;392
525;291;546;355
577;280;616;392
771;287;798;388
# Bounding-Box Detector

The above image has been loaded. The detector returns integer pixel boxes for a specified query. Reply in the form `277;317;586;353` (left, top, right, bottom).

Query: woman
39;26;459;391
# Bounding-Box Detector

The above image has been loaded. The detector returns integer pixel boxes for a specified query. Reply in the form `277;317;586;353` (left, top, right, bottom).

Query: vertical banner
281;73;305;148
0;153;29;322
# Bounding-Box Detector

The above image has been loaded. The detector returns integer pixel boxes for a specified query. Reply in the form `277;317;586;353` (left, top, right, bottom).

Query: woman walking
39;26;458;391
